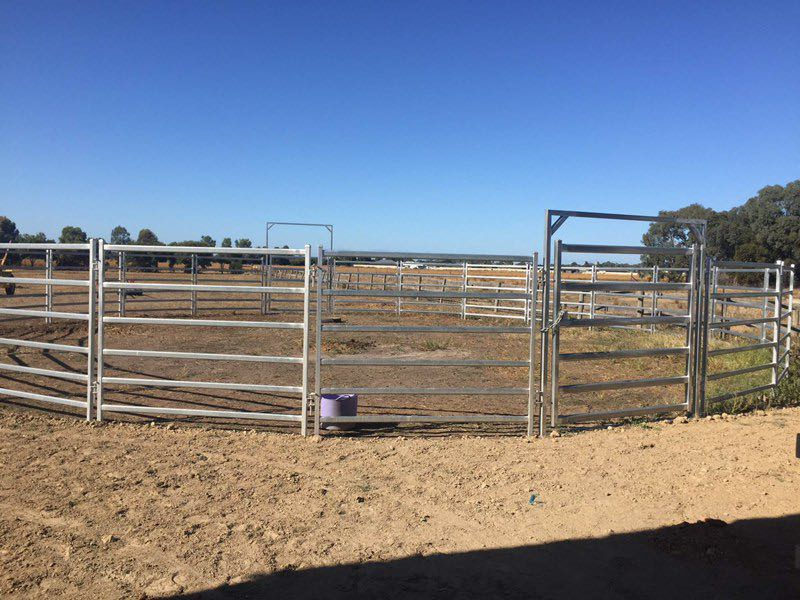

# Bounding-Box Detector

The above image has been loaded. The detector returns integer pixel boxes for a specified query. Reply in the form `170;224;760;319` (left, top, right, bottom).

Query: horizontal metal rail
102;349;303;363
707;342;774;357
558;403;689;423
547;208;707;225
0;242;90;250
714;260;779;269
105;244;304;255
708;316;777;329
100;404;303;421
561;281;690;292
0;276;90;287
559;375;687;394
102;376;302;393
321;357;529;367
0;362;88;382
711;291;778;299
0;386;87;409
705;383;775;405
707;362;775;381
103;282;304;294
102;316;303;329
326;250;533;262
0;307;89;321
324;289;528;300
558;347;689;361
322;324;531;334
320;414;527;424
560;315;689;328
321;387;529;395
0;337;89;354
560;244;693;256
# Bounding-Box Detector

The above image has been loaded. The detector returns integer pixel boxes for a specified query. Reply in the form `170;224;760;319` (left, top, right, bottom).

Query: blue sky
1;1;798;254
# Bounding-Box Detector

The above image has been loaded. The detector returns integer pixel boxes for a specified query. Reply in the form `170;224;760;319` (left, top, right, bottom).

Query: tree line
0;221;303;269
640;180;799;275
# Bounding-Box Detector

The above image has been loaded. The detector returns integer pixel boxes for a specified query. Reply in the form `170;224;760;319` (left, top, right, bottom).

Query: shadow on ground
167;515;800;599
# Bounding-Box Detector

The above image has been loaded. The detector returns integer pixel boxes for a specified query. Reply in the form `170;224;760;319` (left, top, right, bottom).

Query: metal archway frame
266;222;334;251
538;210;708;436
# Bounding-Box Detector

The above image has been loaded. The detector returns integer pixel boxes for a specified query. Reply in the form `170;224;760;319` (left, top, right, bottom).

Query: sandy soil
0;406;798;599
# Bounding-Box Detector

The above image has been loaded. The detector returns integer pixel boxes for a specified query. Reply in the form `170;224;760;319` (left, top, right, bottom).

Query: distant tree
130;229;163;270
200;235;216;247
235;238;252;248
110;226;131;245
59;226;87;244
15;232;53;265
136;229;160;246
640;180;800;283
18;232;51;243
0;217;21;264
221;237;232;248
58;226;89;267
0;216;19;243
170;238;215;271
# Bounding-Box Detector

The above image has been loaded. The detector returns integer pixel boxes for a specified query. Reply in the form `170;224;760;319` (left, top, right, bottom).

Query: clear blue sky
1;1;798;254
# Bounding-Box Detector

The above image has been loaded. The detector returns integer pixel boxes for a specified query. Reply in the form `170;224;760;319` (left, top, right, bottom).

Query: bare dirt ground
1;405;799;599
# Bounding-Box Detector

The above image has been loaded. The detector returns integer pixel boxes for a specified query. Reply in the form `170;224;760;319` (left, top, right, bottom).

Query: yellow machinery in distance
1;251;15;295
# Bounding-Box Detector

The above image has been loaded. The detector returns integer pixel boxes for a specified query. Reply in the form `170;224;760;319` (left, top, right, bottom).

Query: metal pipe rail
314;248;540;436
95;241;313;433
702;260;794;409
0;241;95;419
545;231;704;429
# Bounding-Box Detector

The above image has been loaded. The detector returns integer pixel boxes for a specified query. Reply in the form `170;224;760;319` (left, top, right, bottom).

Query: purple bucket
320;394;358;430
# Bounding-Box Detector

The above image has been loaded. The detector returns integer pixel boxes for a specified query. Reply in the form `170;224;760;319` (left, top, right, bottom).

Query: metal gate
313;249;540;435
95;242;313;433
539;210;708;432
699;259;794;412
0;242;96;418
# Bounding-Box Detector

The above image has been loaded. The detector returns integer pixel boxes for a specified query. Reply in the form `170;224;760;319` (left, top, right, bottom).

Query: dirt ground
0;405;798;598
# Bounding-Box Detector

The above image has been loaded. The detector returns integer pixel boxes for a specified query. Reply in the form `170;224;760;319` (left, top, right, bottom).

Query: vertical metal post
191;253;198;316
461;261;468;319
314;246;324;436
96;240;105;421
260;256;267;315
784;265;794;379
697;255;711;417
118;251;126;317
527;252;539;437
549;240;563;429
589;264;597;330
538;211;552;434
650;265;659;334
300;245;311;436
396;261;402;316
85;240;97;422
709;263;718;338
44;248;53;324
524;262;531;324
266;254;273;312
693;243;707;414
327;255;335;314
684;244;699;412
772;261;783;390
762;268;770;342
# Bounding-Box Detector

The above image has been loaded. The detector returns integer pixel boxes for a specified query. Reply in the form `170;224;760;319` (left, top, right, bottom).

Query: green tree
110;225;131;245
235;238;252;248
58;226;89;267
221;237;232;248
0;216;19;243
15;232;53;265
131;229;162;270
59;226;87;244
